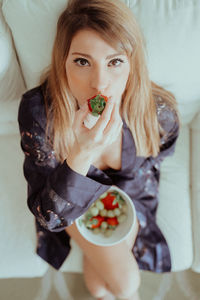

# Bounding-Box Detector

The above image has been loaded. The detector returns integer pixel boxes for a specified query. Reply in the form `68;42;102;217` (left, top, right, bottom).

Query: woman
18;0;179;299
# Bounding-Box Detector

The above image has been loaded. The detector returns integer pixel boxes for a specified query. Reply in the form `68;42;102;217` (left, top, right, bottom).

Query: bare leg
65;219;140;299
83;254;115;299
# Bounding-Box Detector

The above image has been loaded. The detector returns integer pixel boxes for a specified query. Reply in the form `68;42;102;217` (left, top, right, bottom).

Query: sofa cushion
0;100;21;135
0;9;24;101
0;133;48;278
190;112;200;272
0;6;25;133
2;0;200;125
2;0;67;89
157;125;193;271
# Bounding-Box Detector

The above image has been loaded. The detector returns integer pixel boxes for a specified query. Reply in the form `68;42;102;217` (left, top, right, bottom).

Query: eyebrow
71;52;125;59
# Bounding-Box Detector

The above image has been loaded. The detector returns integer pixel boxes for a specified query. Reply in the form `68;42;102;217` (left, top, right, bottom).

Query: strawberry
101;193;119;210
89;215;105;229
107;217;119;226
87;94;108;116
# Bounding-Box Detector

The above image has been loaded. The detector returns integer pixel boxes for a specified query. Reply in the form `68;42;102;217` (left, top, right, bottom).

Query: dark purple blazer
18;83;179;272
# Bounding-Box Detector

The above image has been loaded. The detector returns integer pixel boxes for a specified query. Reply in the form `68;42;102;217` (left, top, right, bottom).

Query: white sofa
0;0;200;297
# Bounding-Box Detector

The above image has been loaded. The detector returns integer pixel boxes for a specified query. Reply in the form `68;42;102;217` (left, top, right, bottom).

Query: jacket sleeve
18;93;111;232
132;96;180;220
156;96;179;162
140;96;180;174
131;98;179;272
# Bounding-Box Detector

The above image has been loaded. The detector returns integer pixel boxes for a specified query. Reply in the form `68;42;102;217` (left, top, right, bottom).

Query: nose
90;66;109;94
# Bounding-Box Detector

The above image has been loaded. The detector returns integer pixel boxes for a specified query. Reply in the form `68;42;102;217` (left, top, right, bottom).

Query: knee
109;269;141;299
87;284;108;298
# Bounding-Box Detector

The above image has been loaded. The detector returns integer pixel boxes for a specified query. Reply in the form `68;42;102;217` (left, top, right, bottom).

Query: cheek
67;67;79;87
66;66;89;105
66;66;87;92
113;68;130;93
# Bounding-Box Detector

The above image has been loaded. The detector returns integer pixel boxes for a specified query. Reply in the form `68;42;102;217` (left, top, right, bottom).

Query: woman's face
65;29;130;110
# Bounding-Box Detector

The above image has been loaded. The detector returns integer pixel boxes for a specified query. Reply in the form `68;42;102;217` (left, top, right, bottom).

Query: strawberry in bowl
75;186;137;246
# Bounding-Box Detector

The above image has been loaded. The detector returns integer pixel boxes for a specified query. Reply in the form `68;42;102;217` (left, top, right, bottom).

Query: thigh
65;218;139;286
83;254;109;298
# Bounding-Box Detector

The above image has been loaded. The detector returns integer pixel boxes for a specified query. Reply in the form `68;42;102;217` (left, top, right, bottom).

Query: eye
108;58;124;67
73;58;90;67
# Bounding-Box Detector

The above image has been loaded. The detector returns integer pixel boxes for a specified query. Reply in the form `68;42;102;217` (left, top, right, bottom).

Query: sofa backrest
0;4;25;134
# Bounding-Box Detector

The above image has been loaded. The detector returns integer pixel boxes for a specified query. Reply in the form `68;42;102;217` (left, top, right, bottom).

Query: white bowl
75;186;136;246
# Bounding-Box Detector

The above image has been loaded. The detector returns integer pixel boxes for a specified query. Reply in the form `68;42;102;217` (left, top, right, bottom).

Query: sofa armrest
190;111;200;272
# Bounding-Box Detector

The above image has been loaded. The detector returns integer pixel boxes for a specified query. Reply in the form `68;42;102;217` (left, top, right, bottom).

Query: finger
104;102;121;136
73;103;89;128
105;118;123;145
107;109;123;138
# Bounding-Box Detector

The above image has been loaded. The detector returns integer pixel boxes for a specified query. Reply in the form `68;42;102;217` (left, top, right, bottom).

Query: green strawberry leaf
91;219;98;225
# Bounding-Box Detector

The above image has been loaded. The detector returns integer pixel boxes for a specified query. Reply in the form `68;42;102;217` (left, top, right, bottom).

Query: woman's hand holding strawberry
67;96;123;175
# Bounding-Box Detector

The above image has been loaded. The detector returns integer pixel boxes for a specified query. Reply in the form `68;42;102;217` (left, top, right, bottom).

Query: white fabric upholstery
0;7;25;101
0;0;199;279
0;3;47;278
0;134;48;278
2;0;68;89
0;7;25;125
128;0;200;125
157;126;193;271
190;112;200;272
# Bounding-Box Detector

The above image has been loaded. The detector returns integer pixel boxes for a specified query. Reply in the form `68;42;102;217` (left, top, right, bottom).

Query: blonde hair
40;0;178;162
